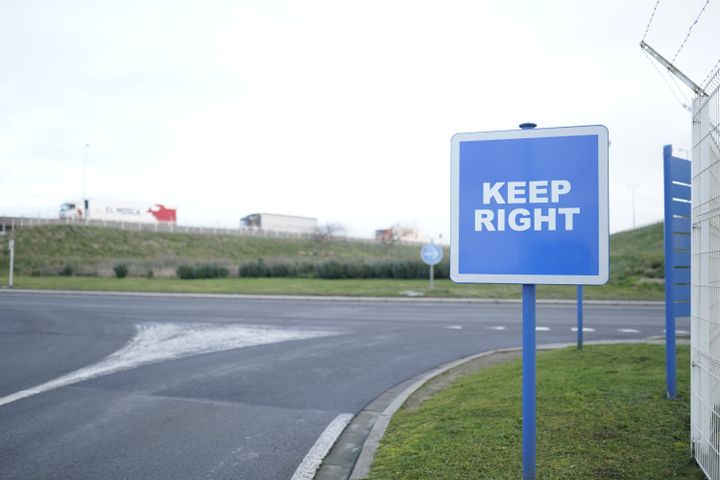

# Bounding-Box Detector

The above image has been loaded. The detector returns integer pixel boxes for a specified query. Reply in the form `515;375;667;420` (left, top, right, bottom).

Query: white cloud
1;0;718;236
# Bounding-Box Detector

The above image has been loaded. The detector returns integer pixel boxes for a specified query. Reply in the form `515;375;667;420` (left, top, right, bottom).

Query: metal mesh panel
692;71;720;479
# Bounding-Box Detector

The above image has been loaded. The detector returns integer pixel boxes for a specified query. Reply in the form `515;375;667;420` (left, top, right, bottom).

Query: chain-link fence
691;66;720;479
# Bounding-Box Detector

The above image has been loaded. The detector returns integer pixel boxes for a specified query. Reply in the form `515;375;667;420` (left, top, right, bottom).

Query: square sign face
451;125;609;285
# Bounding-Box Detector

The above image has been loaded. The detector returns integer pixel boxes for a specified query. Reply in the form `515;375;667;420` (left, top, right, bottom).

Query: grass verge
366;344;702;479
5;276;663;300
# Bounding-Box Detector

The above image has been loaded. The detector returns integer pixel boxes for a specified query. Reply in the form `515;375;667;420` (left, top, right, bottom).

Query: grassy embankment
367;344;703;479
0;222;665;299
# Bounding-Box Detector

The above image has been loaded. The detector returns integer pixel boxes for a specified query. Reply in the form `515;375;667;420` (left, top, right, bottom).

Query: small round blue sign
420;243;444;266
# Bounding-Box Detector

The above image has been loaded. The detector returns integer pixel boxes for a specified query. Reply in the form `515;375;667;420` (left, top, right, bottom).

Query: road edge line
292;413;354;480
0;289;664;307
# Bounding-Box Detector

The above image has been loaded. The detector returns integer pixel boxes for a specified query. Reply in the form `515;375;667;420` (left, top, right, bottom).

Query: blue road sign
420;243;444;266
450;125;609;285
663;144;691;400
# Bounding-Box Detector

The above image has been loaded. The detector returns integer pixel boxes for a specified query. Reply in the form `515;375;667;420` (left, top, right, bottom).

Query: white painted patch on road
487;326;506;331
571;327;596;332
618;328;640;333
663;329;690;335
0;323;334;408
536;326;551;331
291;413;353;480
446;326;463;330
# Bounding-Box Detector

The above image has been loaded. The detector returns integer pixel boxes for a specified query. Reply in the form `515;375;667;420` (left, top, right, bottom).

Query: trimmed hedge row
176;264;229;279
236;260;450;280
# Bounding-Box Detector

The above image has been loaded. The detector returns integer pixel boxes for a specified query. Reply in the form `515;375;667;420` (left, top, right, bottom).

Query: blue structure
522;284;536;479
451;125;609;480
451;125;609;285
577;285;584;349
663;145;691;400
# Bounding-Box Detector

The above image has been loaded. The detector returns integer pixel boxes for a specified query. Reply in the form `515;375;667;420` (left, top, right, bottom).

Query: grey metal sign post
8;239;15;288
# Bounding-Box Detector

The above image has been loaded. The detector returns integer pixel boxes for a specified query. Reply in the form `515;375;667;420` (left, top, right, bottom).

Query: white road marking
536;326;551;331
291;413;353;480
487;326;506;331
446;326;463;330
618;328;640;333
0;323;334;408
571;327;596;332
663;329;690;335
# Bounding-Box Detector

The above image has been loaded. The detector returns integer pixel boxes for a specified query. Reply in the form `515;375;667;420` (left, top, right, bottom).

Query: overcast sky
1;0;718;239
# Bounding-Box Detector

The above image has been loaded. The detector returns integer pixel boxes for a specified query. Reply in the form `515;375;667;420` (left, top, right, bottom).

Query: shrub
296;262;315;277
176;265;195;279
346;263;373;279
239;259;269;278
176;264;229;280
369;261;389;279
60;265;74;276
315;260;349;279
113;264;129;279
195;264;229;279
269;263;297;277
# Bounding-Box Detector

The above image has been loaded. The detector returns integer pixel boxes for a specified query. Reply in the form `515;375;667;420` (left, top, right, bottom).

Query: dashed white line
536;326;551;332
663;329;690;335
291;413;353;480
446;326;464;330
571;327;596;332
618;328;640;333
487;326;506;331
0;323;334;408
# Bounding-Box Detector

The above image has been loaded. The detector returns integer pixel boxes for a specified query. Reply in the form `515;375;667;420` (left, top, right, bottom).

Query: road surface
0;291;673;479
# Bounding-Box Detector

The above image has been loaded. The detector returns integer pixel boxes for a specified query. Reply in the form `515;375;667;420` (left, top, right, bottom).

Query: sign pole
420;242;443;290
522;283;536;480
577;285;583;349
8;238;15;288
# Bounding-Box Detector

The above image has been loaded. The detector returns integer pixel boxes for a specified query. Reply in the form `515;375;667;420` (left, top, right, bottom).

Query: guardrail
0;216;425;246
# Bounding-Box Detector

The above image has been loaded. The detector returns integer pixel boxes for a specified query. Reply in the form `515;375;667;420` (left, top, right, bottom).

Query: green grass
7;276;663;300
367;344;702;479
0;222;668;299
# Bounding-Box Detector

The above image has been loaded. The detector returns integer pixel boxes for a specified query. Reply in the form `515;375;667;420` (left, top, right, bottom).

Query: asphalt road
0;291;676;480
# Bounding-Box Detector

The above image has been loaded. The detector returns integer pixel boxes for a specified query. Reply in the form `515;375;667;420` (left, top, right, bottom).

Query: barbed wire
672;0;712;63
642;49;690;109
700;58;720;89
642;0;662;41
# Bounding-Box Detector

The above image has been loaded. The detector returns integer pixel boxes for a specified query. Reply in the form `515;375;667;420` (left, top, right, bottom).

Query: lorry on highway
59;199;177;224
240;213;317;234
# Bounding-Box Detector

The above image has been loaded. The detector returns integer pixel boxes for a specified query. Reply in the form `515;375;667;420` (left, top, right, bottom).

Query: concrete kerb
0;289;664;307
321;337;682;480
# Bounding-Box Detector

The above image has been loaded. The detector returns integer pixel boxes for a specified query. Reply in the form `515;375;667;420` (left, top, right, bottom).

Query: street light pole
627;184;639;228
83;143;90;202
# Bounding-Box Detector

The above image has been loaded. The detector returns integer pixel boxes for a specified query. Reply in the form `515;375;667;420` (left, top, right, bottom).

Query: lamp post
82;143;90;202
627;184;639;228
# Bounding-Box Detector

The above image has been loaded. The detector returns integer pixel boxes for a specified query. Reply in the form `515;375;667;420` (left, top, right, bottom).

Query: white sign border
450;125;609;285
